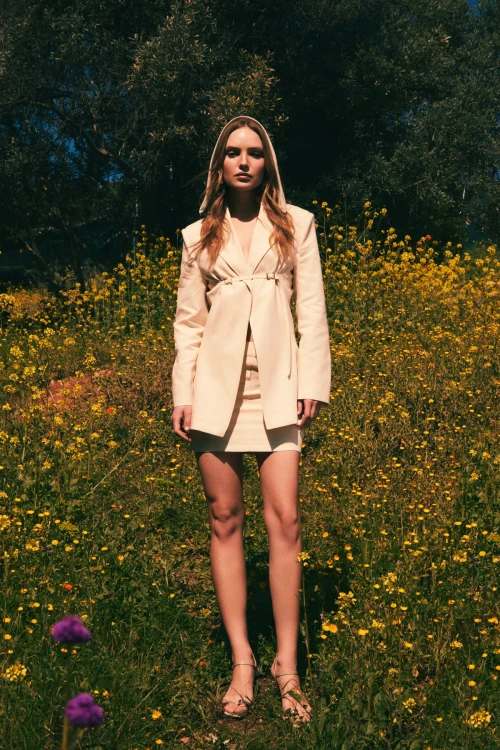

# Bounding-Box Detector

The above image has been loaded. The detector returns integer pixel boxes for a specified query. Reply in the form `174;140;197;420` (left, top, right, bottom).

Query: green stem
62;715;69;750
301;568;318;707
61;651;74;749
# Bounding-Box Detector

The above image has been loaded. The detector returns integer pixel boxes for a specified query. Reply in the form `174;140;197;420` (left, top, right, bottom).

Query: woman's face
222;125;266;195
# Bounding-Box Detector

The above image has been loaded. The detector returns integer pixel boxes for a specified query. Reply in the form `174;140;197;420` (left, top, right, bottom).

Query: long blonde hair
189;117;296;265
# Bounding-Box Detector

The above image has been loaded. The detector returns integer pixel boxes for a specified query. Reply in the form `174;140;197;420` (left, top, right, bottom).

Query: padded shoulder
287;203;314;223
181;218;203;249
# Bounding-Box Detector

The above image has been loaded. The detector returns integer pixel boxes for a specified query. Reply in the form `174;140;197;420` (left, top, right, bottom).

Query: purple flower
51;615;91;644
65;693;104;728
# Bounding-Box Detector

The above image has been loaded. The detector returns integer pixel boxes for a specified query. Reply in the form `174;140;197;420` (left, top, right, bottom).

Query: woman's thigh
255;450;301;522
194;452;245;526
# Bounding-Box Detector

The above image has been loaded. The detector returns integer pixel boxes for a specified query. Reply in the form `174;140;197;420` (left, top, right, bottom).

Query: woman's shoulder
287;202;315;221
287;204;316;242
181;218;203;248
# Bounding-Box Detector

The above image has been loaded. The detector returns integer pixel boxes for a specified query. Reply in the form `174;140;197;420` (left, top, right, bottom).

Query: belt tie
221;272;292;378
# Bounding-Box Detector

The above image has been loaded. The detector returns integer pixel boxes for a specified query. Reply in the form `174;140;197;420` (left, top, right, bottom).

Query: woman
171;115;331;723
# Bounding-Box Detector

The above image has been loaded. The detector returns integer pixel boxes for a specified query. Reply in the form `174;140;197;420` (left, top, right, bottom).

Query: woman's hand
297;399;325;429
171;405;193;441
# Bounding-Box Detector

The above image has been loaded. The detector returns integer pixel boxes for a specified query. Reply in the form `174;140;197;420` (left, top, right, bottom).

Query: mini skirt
189;339;304;454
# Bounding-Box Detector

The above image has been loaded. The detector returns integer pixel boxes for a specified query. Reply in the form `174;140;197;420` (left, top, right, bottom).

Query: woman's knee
196;451;245;539
208;498;244;539
264;504;301;543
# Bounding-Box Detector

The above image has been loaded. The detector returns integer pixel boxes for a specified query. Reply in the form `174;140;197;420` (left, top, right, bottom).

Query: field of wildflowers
0;201;499;749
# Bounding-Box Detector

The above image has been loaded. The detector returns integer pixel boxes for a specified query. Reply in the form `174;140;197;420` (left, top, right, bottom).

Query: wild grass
0;201;499;749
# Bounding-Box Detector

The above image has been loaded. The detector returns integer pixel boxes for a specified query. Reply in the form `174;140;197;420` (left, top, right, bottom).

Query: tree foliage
0;0;498;288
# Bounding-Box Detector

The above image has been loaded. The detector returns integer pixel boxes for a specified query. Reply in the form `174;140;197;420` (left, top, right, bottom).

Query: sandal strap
222;697;248;706
273;669;310;708
232;662;257;669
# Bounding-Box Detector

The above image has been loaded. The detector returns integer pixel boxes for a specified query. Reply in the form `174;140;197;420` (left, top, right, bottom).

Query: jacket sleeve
171;240;209;407
294;211;331;404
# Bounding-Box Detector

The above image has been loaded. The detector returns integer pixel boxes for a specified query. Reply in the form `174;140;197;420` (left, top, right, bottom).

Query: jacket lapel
219;202;276;275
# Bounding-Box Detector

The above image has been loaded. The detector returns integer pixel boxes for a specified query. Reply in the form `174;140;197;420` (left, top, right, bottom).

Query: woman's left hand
297;399;326;428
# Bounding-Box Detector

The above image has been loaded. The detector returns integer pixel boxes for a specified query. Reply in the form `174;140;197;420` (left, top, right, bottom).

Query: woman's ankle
274;654;298;670
231;645;254;662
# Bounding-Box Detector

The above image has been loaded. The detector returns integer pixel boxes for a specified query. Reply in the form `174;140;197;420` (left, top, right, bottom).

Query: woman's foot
221;651;257;718
271;657;312;724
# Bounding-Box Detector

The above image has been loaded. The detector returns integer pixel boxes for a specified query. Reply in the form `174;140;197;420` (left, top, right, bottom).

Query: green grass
0;201;499;749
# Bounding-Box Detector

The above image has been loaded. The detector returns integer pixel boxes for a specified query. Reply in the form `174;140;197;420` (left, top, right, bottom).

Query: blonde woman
171;115;331;723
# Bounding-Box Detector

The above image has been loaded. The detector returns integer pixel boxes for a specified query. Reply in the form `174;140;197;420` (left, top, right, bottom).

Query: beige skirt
189;339;304;453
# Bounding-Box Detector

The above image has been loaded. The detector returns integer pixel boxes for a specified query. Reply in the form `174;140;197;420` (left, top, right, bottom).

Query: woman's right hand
171;405;193;441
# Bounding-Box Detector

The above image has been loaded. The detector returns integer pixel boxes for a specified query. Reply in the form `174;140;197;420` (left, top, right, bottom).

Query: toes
222;689;252;717
222;700;247;716
281;698;312;723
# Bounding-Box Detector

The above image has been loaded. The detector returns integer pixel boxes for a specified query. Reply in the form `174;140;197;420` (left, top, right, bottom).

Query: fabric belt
221;272;292;378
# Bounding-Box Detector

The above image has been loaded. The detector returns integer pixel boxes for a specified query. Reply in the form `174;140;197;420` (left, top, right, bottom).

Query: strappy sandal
221;653;258;719
270;657;312;724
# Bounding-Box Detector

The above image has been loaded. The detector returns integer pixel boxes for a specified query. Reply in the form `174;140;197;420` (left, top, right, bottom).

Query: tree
0;0;498;291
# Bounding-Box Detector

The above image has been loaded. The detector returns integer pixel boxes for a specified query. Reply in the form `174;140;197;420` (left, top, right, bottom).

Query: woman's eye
226;151;263;158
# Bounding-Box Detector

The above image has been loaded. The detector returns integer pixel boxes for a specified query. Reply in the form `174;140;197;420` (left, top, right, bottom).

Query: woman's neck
227;190;260;220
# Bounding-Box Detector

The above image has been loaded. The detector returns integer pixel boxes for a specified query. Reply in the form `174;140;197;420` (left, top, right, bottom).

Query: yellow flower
322;622;338;633
403;642;413;649
466;708;491;728
402;697;416;713
358;628;369;636
1;661;27;681
0;515;11;531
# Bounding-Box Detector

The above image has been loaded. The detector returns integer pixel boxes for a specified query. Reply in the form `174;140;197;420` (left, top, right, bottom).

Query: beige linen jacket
171;200;331;437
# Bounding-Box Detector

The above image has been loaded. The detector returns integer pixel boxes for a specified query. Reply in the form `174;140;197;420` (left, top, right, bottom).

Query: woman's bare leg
256;449;312;722
195;451;255;715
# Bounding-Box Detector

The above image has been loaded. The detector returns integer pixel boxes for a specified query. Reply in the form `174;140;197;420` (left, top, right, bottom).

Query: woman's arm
294;212;331;405
171;242;208;407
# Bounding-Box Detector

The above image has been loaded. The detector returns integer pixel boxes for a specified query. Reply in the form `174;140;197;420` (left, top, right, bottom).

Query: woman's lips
236;174;251;179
